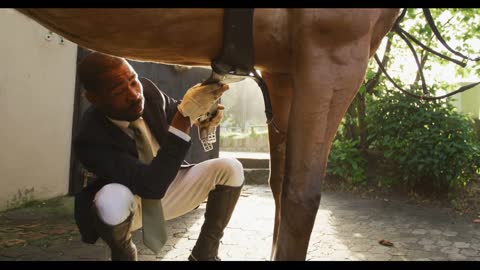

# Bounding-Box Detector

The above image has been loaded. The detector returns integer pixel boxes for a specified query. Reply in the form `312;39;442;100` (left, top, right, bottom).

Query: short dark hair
78;52;127;94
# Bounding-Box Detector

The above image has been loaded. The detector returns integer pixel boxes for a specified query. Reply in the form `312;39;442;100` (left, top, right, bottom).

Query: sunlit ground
145;185;479;261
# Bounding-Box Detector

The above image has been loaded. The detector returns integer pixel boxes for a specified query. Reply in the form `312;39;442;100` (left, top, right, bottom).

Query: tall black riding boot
189;184;243;261
93;210;138;261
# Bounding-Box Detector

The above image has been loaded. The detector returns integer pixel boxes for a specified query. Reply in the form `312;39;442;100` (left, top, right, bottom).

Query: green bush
327;138;367;184
367;90;480;193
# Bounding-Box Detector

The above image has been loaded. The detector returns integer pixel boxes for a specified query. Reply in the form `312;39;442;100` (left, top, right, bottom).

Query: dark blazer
73;77;191;243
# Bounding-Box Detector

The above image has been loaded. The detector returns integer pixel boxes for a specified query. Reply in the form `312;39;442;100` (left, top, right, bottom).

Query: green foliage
327;138;367;184
394;8;480;85
330;8;480;196
367;90;480;192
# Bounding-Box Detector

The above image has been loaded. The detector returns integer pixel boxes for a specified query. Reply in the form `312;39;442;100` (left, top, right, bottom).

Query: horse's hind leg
261;72;293;260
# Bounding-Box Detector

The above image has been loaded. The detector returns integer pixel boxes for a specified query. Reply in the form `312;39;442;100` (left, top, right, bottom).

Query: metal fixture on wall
44;31;53;41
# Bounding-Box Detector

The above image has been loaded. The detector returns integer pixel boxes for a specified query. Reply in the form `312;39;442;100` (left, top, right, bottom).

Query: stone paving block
243;249;270;261
418;238;435;245
448;253;467;260
365;253;393;261
0;256;16;261
430;256;448;261
404;242;427;251
351;232;368;239
386;248;408;256
349;244;376;253
331;243;350;251
392;241;409;249
437;240;452;247
161;248;191;260
173;239;196;250
169;227;187;234
152;246;174;259
429;229;442;235
349;252;367;261
368;245;393;254
412;229;427;235
471;243;480;250
453;242;470;249
172;231;189;239
460;249;478;257
226;246;250;258
138;247;157;256
0;239;27;248
402;237;419;244
440;246;460;254
0;246;47;259
70;246;106;260
423;244;439;252
390;255;408;261
140;254;158;261
384;227;397;233
443;231;459;237
325;250;353;261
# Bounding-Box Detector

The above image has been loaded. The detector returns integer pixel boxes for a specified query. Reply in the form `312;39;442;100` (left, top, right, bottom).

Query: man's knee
214;157;244;187
94;183;136;226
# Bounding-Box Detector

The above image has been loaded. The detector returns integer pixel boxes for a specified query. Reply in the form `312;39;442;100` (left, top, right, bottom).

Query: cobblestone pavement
1;185;479;261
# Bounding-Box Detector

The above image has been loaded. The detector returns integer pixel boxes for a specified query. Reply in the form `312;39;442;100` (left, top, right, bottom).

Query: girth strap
203;8;281;133
212;8;255;76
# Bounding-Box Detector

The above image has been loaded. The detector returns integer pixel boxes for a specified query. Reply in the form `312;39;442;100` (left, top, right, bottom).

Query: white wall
0;9;78;210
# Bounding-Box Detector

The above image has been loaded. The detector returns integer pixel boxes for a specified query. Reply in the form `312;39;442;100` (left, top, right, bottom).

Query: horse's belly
299;9;381;46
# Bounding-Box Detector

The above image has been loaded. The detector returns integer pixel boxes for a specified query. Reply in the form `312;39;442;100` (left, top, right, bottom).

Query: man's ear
84;90;100;105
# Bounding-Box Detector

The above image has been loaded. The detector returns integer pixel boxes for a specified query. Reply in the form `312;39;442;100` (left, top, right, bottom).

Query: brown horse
16;8;400;260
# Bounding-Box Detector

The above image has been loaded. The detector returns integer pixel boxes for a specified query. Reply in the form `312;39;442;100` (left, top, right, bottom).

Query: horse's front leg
261;72;293;260
272;15;372;261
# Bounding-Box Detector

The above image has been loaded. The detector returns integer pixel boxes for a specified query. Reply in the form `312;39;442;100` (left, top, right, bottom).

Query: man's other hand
178;83;229;125
194;104;225;128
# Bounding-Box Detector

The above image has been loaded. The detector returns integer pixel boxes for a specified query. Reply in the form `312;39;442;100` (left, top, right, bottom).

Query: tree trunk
358;35;393;152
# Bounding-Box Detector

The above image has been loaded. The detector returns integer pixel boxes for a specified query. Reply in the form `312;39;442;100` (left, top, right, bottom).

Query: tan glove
195;104;225;127
208;105;224;127
177;83;229;125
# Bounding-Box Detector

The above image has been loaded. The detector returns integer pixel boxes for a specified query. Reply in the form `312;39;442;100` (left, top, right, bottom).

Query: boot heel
93;209;138;261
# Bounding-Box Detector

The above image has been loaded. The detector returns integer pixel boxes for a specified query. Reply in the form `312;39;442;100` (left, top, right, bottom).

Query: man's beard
104;103;144;122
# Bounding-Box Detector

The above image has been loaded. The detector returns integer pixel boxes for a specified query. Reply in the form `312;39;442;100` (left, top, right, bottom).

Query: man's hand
177;83;229;126
194;104;225;128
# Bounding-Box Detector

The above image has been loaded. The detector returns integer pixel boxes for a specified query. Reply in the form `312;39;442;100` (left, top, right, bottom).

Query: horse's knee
94;183;136;226
284;183;322;214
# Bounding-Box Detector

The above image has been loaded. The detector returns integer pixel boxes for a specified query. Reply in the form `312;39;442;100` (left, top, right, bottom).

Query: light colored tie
129;119;167;254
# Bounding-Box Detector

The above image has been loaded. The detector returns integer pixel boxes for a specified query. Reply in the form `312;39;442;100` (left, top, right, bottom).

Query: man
73;52;244;261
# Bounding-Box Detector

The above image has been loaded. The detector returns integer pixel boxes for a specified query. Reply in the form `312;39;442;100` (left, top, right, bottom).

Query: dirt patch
325;149;480;220
0;196;79;249
454;176;480;216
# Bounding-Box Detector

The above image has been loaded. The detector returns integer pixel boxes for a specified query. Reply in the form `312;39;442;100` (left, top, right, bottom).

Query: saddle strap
210;9;282;133
212;8;255;75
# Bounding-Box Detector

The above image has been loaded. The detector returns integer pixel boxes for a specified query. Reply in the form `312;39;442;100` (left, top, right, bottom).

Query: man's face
92;62;144;121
